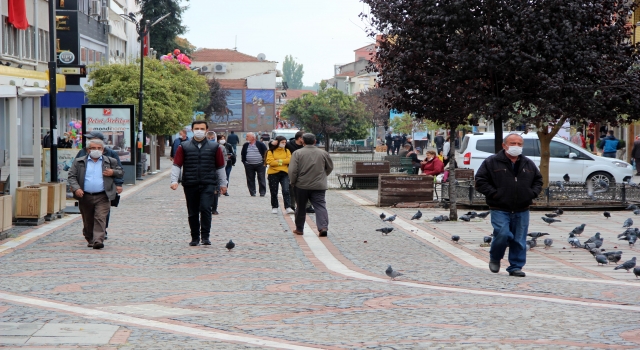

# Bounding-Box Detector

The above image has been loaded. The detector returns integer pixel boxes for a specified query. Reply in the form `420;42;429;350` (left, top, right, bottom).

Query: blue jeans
489;210;529;272
602;152;616;158
225;165;233;186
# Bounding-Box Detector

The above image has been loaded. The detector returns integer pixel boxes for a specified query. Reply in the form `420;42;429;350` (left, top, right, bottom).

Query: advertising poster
244;90;275;132
210;89;243;131
43;148;79;194
82;105;135;164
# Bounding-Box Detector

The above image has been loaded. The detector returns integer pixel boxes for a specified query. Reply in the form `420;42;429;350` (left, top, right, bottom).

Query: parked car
455;132;633;186
271;128;300;141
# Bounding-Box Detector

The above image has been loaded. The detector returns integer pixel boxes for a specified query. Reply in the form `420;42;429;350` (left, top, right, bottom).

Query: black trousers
268;172;291;209
211;185;220;212
294;188;328;231
183;184;215;242
244;163;266;196
386;143;393;155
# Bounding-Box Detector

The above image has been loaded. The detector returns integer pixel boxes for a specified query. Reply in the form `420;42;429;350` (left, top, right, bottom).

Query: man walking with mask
170;120;227;246
241;132;267;197
475;133;543;277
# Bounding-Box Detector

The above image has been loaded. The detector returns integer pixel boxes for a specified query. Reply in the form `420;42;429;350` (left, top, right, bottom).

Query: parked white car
455;132;633;186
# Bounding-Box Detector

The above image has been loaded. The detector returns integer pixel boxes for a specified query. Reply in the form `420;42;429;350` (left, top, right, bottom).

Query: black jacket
632;140;640;159
475;150;543;211
223;143;236;167
385;134;392;145
227;133;240;146
241;141;267;164
181;138;219;186
286;139;304;155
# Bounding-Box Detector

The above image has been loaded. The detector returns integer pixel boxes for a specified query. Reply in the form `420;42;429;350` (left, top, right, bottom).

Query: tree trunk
448;123;458;221
494;115;503;153
537;130;553;190
324;132;330;152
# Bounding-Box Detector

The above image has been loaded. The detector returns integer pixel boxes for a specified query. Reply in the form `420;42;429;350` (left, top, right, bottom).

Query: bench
336;161;391;189
378;174;434;206
384;155;402;172
399;157;417;174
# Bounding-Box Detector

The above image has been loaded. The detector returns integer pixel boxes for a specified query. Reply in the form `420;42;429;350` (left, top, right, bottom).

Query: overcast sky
181;0;373;87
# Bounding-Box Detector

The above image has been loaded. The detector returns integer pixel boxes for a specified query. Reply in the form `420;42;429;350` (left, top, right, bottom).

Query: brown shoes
293;230;304;235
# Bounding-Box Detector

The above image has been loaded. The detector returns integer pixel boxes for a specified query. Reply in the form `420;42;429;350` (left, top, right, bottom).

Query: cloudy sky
181;0;373;87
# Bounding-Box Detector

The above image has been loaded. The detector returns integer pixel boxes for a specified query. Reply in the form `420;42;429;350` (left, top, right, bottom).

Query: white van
455;132;633;185
271;128;300;141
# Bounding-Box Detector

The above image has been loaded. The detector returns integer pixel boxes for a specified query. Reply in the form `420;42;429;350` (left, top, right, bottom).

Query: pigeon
376;227;394;235
634;209;640;216
623;218;634;228
545;213;558;218
619;228;639;238
431;215;446;223
225;240;235;251
586;180;596;200
627;178;638;187
411;210;422;220
589;248;601;257
606;253;623;264
595;255;609;266
583;242;597;251
483;236;492;244
459;215;471;222
555;181;564;190
466;211;478;218
541;217;561;225
528;232;549;239
526;239;537;249
544;238;553;249
569;236;582;248
614;257;637;272
383;214;397;222
555;208;564;215
571;224;586;236
598;180;610;191
385;265;403;280
634;266;640;279
585;232;602;245
602;250;623;258
563;173;570;182
603;211;611;219
477;211;491;219
628;204;639;210
451;235;460;243
379;212;386;220
625;234;638;247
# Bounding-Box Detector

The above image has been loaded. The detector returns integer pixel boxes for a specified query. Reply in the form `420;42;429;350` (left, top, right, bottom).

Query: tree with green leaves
282;55;304;90
138;0;188;57
281;88;368;151
201;78;229;122
86;59;209;136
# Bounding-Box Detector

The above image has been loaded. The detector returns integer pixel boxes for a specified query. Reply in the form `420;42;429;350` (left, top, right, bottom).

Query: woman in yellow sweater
265;136;294;214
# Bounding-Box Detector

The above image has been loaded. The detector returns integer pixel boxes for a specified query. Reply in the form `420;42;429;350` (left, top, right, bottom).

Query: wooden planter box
58;183;67;211
0;195;12;232
15;186;48;219
378;174;434;207
40;183;62;214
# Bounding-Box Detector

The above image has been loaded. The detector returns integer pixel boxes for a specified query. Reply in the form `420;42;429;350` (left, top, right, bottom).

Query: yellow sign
60;67;81;75
56;16;70;31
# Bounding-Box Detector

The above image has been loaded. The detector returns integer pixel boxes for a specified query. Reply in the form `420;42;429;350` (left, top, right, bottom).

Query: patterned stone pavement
1;168;640;349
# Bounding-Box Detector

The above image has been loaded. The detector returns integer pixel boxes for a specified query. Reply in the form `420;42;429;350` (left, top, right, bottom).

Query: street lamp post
48;0;58;182
121;13;169;181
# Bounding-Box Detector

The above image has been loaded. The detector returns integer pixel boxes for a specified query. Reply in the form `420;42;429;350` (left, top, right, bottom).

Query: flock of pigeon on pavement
379;194;640;281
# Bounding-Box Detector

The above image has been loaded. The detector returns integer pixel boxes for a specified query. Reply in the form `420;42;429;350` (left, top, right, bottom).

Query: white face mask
193;130;206;139
279;143;286;148
90;150;102;159
506;146;523;157
219;140;226;145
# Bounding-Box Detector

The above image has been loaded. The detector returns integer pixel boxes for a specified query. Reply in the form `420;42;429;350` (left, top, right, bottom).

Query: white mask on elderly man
90;150;103;159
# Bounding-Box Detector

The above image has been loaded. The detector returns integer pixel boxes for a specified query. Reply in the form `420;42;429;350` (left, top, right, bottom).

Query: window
23;26;36;60
476;139;539;157
80;47;87;64
549;141;573;158
38;29;49;62
2;17;19;57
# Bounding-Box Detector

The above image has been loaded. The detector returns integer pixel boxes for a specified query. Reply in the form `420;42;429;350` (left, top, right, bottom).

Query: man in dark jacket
171;129;189;160
599;130;621;158
385;132;393;155
241;132;268;196
286;131;311;212
227;131;240;153
434;132;445;155
632;135;640;175
170;120;227;246
475;133;543;277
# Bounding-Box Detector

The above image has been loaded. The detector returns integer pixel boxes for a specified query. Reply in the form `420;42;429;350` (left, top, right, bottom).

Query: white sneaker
285;208;295;214
271;208;278;214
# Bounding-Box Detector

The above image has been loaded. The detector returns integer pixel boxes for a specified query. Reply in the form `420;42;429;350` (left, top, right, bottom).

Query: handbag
111;194;120;207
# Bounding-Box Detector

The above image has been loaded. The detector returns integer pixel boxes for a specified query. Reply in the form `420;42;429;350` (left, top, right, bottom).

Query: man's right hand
74;189;84;198
170;183;179;190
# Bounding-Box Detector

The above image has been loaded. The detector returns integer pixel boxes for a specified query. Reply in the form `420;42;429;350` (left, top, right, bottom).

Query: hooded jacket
475;150;543;212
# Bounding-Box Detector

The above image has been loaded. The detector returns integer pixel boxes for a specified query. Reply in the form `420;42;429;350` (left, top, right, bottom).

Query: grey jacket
289;145;334;190
67;155;124;201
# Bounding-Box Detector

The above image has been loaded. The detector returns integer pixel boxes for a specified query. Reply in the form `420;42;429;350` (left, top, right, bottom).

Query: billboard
210;89;243;131
82;105;135;164
244;90;275;132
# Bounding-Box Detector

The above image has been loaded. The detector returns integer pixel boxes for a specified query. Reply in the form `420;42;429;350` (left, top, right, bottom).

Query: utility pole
48;0;58;182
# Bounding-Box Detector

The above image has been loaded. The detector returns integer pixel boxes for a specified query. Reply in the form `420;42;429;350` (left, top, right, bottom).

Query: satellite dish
257;53;266;61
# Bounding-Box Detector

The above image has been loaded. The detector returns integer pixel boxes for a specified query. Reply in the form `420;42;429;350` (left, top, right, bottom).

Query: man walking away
632;135;640;175
227;131;240;154
289;133;334;237
600;130;621;158
286;131;305;210
68;139;124;249
434;132;445;155
241;132;268;196
385;132;393;155
170;120;228;246
475;133;543;277
392;134;402;155
171;129;189;161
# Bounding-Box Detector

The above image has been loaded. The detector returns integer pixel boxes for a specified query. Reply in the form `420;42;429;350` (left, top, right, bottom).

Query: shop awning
41;91;87;108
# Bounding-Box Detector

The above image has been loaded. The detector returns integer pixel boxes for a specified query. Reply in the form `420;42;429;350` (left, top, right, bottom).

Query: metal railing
328;153;413;189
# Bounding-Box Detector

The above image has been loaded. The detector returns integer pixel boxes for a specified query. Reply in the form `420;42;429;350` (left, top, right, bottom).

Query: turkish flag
8;0;29;30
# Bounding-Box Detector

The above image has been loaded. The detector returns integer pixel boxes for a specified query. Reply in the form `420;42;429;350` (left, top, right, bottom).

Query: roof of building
335;71;356;77
192;48;268;63
219;79;247;89
285;90;317;99
354;43;375;51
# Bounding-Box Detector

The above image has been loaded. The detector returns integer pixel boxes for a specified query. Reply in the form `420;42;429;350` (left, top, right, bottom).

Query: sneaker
271;208;278;214
489;260;500;273
189;241;200;246
224;192;229;196
202;240;212;245
508;269;526;277
285;208;295;214
306;207;315;213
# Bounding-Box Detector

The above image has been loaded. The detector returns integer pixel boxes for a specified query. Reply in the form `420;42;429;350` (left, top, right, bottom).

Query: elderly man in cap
68;139;124;249
75;131;124;240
